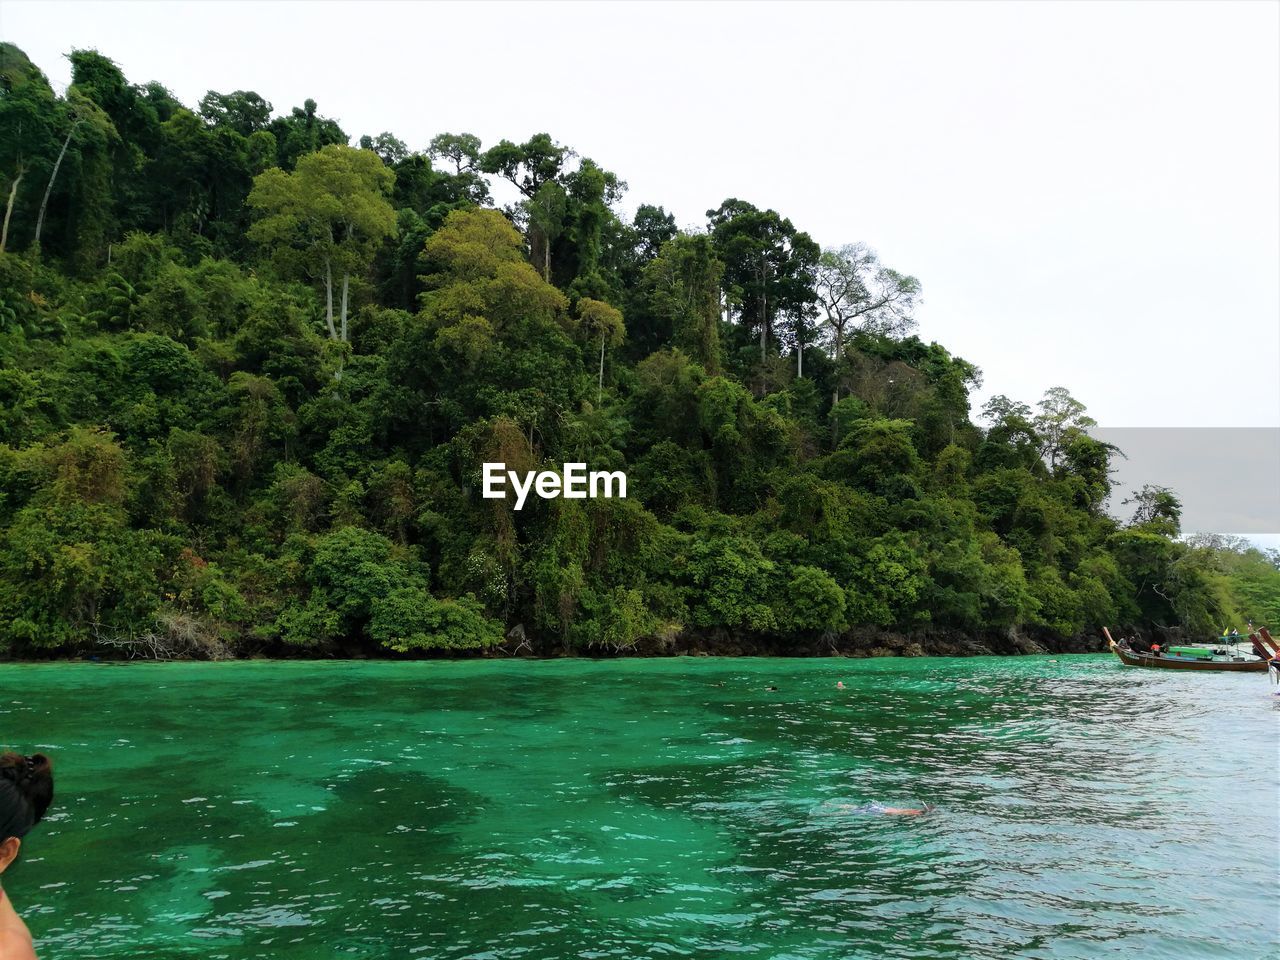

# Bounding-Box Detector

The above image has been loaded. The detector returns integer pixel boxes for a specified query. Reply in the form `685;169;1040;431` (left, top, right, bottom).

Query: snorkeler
835;801;934;816
0;753;54;960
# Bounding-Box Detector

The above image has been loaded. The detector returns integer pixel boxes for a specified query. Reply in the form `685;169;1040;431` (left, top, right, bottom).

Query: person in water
0;753;54;960
836;801;934;816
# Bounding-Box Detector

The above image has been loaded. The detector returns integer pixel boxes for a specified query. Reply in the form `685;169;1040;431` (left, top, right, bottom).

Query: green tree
815;244;920;401
248;143;396;357
640;233;724;373
0;44;60;252
1124;484;1182;535
370;587;502;652
707;198;819;392
1035;386;1096;471
576;297;624;403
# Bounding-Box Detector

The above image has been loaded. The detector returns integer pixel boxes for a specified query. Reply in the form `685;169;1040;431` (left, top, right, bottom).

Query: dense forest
1;43;1276;660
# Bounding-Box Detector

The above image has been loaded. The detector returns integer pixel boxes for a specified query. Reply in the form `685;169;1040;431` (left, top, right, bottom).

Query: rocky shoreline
3;625;1130;662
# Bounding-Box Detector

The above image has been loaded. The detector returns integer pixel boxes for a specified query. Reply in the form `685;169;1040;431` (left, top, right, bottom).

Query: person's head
0;752;54;875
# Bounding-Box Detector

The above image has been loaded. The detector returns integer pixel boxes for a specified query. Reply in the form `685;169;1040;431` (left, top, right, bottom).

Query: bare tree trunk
598;330;606;405
832;325;842;406
758;254;769;395
35;123;80;249
1;168;22;253
323;258;337;340
797;341;803;378
759;292;767;359
339;271;350;342
333;269;350;382
544;234;550;282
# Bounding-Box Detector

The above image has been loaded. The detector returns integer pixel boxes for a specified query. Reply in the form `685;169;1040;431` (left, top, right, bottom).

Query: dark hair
0;752;54;841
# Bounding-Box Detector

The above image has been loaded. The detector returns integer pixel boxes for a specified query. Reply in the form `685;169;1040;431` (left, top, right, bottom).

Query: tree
0;44;59;252
247;143;396;361
32;89;118;254
576;298;624;403
198;90;273;136
640;233;724;373
977;395;1043;472
405;208;578;436
359;131;408;166
479;132;569;198
1035;386;1096;471
429;132;482;174
815;243;921;391
0;42;1238;660
268;98;347;169
558;158;624;296
1125;484;1182;534
524;180;566;280
631;204;677;263
778;566;847;634
707;198;818;392
370;587;501;652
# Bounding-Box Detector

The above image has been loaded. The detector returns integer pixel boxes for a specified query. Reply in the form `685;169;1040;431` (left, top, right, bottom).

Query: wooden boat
1103;626;1276;673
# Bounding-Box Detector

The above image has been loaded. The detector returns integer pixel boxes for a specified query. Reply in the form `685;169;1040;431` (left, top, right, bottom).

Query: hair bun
0;751;54;838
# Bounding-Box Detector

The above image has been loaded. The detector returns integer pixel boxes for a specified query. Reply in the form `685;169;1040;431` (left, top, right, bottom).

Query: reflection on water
2;656;1275;959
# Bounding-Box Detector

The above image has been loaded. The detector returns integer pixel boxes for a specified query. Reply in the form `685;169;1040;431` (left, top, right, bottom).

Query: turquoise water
1;656;1276;959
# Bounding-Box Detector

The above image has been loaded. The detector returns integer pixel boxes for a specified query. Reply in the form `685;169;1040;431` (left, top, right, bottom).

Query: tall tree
479;133;572;276
640;233;724;373
558;158;624;297
0;45;59;252
706;199;818;392
268;98;347;170
33;89;118;260
198;90;273;136
815;244;921;360
576;297;625;403
479;132;569;199
247;144;396;356
429;132;483;174
359;132;409;166
630;204;677;263
524;180;566;281
1034;386;1096;471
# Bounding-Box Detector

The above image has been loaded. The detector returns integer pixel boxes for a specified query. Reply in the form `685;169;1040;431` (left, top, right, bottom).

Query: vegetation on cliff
1;44;1275;658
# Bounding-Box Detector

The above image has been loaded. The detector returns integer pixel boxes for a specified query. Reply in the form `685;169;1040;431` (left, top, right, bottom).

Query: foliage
0;43;1256;659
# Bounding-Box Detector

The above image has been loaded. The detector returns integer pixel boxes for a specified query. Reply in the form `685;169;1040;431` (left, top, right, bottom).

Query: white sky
2;0;1278;432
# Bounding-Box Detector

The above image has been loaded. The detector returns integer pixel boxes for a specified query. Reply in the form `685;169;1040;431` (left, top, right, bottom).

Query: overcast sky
3;0;1278;438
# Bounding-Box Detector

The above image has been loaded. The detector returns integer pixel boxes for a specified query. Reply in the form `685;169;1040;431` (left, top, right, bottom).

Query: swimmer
834;801;934;816
0;753;54;960
766;685;778;691
836;681;845;690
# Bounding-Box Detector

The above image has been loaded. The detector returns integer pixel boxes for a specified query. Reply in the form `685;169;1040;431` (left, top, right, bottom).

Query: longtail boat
1103;626;1277;673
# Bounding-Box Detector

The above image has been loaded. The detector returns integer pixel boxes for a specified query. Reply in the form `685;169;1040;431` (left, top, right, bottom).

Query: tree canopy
1;44;1273;659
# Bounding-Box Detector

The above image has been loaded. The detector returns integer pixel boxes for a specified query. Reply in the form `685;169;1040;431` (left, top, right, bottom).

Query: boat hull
1108;641;1268;672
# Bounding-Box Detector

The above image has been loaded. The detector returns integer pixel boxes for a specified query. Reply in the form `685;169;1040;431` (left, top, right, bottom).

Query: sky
2;0;1278;534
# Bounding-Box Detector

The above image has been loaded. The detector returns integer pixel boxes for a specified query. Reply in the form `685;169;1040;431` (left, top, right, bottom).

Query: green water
2;656;1276;959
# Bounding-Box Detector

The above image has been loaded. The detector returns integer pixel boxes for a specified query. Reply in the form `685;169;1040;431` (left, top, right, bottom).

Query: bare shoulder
0;920;38;960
